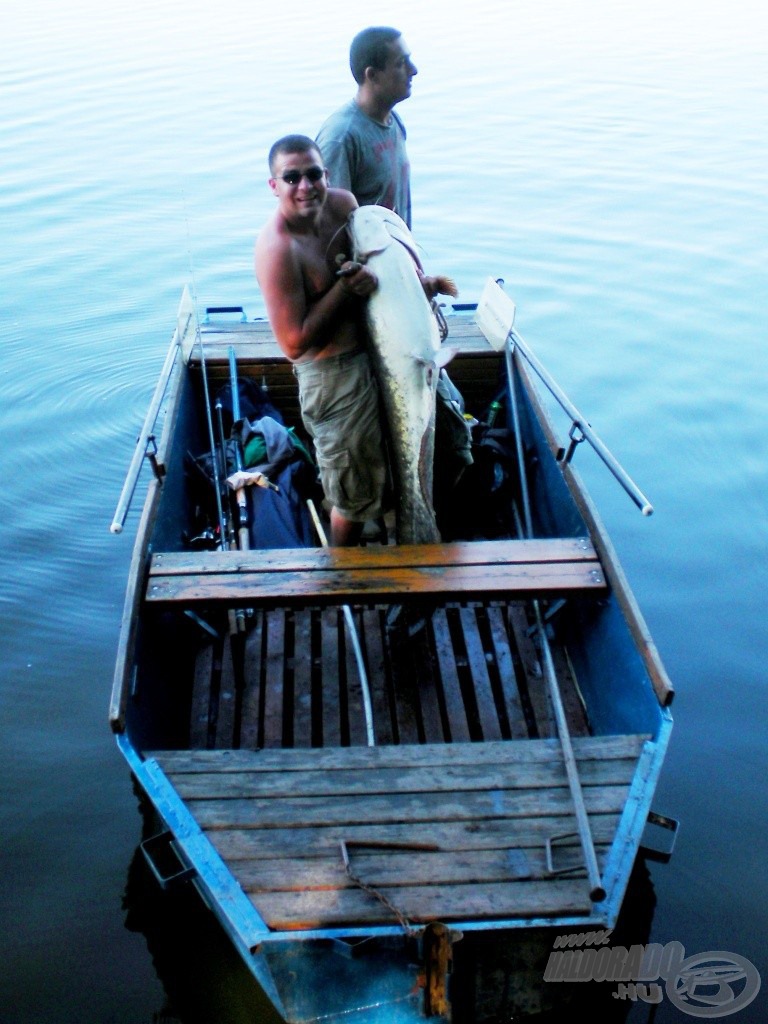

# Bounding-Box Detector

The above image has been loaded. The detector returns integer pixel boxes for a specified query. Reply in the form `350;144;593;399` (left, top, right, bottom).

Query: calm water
2;0;767;1020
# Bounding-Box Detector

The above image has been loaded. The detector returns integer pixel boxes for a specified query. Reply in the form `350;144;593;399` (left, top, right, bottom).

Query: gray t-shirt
316;100;412;228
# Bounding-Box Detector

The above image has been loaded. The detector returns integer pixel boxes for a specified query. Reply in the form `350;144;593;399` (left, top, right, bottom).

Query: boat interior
113;300;673;958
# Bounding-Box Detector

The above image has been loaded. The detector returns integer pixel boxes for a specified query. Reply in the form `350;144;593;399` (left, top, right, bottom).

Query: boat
109;279;675;1023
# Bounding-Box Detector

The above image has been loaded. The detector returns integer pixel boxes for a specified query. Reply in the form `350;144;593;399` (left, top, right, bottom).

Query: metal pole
306;500;375;748
110;333;181;533
506;338;606;903
509;326;654;516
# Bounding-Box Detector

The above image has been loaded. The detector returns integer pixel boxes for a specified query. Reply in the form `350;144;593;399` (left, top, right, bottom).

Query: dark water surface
2;1;767;1020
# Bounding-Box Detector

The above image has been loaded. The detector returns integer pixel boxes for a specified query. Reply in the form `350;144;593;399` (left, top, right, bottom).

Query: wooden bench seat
146;538;605;609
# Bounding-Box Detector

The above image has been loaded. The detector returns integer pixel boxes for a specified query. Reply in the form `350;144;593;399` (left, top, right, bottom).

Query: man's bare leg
330;508;364;547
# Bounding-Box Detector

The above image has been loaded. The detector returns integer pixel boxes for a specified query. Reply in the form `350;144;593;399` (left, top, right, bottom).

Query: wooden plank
190;641;214;749
262;611;286;748
150;539;603;576
387;626;422;745
320;608;341;747
161;757;642;801
146;539;606;609
292;610;313;748
416;623;448;743
507;603;555;738
251;878;595;929
214;634;238;749
148;562;605;607
152;734;649;772
239;613;265;750
185;783;632;830
431;608;471;743
208;813;623;860
486;605;529;739
234;844;606;892
459;607;502;741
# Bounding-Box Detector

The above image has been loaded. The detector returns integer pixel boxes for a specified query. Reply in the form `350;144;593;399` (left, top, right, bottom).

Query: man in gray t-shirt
316;26;417;229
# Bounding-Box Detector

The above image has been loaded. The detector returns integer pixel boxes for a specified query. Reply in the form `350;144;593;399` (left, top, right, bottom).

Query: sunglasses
277;166;326;186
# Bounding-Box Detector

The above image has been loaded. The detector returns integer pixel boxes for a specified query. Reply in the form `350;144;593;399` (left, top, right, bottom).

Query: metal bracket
431;299;449;342
562;423;587;464
545;831;583;877
640;810;680;863
145;434;165;482
203;305;247;323
140;830;197;890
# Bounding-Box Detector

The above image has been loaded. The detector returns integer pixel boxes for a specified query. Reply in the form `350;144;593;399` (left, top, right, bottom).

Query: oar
505;336;606;903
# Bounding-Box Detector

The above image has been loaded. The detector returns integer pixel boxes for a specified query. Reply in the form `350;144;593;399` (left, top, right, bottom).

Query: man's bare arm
255;233;376;362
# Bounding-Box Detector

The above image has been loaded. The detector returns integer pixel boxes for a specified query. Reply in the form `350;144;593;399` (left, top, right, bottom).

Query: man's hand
337;261;378;296
421;274;459;300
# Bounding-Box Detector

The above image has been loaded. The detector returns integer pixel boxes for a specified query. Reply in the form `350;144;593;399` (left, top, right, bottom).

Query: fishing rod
215;397;237;551
228;346;250;551
199;333;228;554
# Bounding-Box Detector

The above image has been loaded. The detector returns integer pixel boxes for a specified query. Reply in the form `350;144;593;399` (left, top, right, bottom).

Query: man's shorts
294;349;388;522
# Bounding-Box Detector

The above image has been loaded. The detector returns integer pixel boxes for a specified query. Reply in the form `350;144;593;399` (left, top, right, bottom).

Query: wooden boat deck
150;735;649;931
144;588;650;932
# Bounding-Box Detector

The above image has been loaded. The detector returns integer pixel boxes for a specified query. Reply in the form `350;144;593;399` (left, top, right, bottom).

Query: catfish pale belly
349;206;454;545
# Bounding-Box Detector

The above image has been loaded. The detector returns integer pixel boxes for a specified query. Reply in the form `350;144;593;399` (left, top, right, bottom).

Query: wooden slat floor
151;735;649;931
187;598;590;750
147;597;651;931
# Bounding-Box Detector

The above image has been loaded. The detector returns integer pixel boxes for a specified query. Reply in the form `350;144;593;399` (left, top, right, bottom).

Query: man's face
372;36;418;106
269;149;329;217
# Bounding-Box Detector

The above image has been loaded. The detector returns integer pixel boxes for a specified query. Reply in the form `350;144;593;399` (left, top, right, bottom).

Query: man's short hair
268;134;322;174
349;26;401;85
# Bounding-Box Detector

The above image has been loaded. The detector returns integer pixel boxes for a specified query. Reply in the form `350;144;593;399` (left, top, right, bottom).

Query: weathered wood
190;640;215;749
320;608;342;747
225;844;605;892
183;783;632;830
486;605;529;739
154;734;648;773
146;538;606;609
459;607;503;741
239;613;265;750
214;634;239;749
362;609;395;745
507;603;555;738
292;610;313;748
431;608;472;742
251;878;596;929
262;611;286;748
158;758;642;801
207;813;623;861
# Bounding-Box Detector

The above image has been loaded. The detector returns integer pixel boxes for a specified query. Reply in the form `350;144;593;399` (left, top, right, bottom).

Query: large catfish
349;205;455;545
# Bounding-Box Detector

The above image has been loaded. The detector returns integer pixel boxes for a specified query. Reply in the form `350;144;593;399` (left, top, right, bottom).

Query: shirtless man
254;134;387;547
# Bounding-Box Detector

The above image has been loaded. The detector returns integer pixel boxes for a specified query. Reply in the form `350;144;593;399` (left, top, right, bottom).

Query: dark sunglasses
277;166;326;186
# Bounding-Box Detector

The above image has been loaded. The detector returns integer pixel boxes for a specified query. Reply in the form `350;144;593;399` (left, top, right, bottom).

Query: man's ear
364;64;378;84
268;177;279;197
